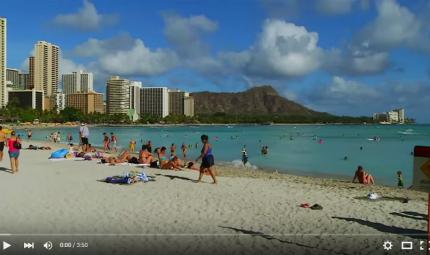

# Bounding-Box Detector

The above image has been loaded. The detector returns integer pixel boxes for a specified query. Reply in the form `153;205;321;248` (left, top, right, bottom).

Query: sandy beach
0;141;427;255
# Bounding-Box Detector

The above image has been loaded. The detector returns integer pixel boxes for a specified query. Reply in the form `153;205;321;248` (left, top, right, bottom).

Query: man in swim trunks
0;126;5;161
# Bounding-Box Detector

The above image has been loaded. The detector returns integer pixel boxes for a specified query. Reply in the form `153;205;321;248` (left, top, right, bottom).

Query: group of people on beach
0;126;21;174
75;124;217;184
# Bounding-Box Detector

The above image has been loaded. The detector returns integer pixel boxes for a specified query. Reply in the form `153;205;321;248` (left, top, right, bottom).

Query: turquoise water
17;124;430;186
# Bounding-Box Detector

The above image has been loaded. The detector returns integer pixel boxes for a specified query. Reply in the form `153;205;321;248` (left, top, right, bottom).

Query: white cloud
74;33;135;57
358;0;429;51
61;58;86;75
53;0;118;31
163;13;218;58
98;39;178;76
244;19;322;77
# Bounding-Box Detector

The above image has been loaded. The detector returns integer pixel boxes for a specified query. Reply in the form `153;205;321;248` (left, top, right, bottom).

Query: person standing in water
0;126;6;162
129;138;136;153
241;145;248;165
79;123;90;152
195;135;217;184
397;170;404;188
8;131;21;174
27;129;32;140
110;132;118;152
181;143;187;161
170;143;176;157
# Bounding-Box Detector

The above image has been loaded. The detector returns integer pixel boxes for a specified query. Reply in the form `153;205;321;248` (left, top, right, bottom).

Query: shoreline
5;122;422;130
21;139;427;198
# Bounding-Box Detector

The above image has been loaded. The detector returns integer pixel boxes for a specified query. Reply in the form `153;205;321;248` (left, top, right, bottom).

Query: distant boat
379;121;391;125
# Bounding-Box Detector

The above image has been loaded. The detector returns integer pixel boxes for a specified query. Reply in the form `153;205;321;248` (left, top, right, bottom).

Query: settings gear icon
383;240;393;251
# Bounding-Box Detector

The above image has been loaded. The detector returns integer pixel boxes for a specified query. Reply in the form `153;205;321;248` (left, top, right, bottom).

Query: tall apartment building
140;87;169;118
129;81;142;116
6;68;20;89
62;70;93;95
28;56;34;89
184;93;195;117
168;89;185;116
19;73;30;89
106;76;130;115
66;91;104;114
0;18;7;107
33;41;60;97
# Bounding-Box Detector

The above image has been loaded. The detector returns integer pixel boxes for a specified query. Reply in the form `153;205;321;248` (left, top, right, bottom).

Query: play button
3;241;11;250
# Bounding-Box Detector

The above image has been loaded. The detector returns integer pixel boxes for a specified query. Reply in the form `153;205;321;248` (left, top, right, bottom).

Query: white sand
0;142;427;255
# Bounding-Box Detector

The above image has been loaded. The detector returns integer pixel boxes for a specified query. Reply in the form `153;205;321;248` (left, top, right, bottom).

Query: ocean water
17;124;430;186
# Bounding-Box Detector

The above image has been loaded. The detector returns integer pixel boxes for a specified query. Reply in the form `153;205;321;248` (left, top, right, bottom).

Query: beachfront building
6;68;20;89
373;108;406;124
106;76;130;115
8;89;44;110
62;70;93;95
184;93;195;117
34;41;60;97
168;89;195;117
66;91;104;114
28;56;34;89
55;91;65;111
168;89;185;116
140;87;169;118
0;18;7;107
129;81;142;119
19;73;30;89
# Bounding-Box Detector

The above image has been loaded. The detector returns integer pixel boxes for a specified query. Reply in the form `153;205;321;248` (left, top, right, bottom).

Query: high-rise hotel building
0;18;7;107
129;81;142;117
66;91;104;114
34;41;60;97
140;87;169;118
106;76;130;115
62;70;93;95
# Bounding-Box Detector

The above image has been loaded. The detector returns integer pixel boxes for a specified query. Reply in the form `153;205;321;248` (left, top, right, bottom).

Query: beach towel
50;148;69;159
49;157;86;162
105;171;152;184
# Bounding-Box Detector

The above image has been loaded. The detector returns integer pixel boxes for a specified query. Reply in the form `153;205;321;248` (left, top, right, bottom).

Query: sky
3;0;430;122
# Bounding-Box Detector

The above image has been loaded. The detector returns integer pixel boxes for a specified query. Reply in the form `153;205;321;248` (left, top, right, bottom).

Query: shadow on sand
390;211;427;221
156;174;194;182
0;167;13;174
218;226;348;255
332;217;426;239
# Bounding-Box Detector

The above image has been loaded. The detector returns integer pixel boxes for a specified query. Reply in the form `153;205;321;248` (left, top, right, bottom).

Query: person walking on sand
79;123;90;152
111;132;118;152
8;131;21;174
195;135;217;184
0;126;6;162
181;143;187;161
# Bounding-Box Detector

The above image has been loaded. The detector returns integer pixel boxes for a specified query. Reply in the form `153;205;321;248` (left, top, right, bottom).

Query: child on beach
129;139;136;153
397;170;404;188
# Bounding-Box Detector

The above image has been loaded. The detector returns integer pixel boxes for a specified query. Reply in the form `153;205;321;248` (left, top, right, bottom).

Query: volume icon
24;242;34;249
43;241;53;250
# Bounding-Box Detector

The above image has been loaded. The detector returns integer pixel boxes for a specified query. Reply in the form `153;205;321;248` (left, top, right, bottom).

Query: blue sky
3;0;430;122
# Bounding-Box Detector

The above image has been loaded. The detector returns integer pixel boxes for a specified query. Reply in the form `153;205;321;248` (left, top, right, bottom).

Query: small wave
231;159;258;170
